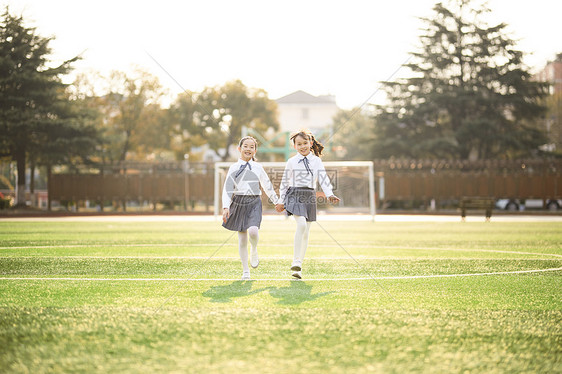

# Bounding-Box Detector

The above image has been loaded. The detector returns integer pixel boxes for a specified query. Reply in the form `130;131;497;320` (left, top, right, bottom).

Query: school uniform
222;159;278;232
278;153;335;222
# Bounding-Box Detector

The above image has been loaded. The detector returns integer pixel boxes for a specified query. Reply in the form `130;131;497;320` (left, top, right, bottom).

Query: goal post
214;161;376;221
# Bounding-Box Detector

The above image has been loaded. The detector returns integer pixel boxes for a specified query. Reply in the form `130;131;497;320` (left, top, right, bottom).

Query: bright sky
5;0;562;109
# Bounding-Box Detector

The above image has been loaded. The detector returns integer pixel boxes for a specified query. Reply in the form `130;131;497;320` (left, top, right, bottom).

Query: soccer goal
214;161;376;220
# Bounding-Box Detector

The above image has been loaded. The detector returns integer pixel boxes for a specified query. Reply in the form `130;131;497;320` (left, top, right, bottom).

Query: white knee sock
293;216;311;264
248;226;259;254
238;231;249;272
301;221;312;262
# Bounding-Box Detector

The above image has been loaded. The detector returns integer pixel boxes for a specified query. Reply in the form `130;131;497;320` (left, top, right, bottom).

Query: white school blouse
278;153;335;203
222;159;279;209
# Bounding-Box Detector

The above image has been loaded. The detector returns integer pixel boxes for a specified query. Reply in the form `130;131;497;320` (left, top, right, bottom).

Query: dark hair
238;136;258;161
290;130;324;157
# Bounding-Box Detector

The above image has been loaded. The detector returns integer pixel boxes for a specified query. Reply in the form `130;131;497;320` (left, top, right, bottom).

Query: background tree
197;80;279;161
129;102;170;160
543;91;562;155
330;108;374;160
95;69;165;166
539;53;562;155
0;8;98;206
166;91;207;161
372;0;548;160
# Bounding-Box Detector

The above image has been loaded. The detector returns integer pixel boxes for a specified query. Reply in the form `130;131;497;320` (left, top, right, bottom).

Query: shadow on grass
267;281;335;305
201;280;335;305
202;280;270;303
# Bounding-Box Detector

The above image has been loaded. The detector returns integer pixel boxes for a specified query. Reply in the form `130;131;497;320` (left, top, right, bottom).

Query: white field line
0;243;428;249
1;245;560;281
1;256;560;261
1;244;560;260
1;266;561;282
3;214;562;222
1;243;561;253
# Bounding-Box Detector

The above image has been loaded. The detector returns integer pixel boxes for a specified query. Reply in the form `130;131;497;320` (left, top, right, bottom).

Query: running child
275;129;340;279
222;136;279;280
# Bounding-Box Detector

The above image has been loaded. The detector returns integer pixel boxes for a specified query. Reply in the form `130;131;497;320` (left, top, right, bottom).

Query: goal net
214;161;375;219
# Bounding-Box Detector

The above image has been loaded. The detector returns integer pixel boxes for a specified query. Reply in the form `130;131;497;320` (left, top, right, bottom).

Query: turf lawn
0;218;561;373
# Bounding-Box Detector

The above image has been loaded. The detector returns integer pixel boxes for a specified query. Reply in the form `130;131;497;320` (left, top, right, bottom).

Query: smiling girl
276;129;340;279
222;136;279;280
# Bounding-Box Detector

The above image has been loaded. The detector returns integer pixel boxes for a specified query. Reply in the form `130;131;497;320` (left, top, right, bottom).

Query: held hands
275;204;285;213
328;195;341;204
222;208;229;223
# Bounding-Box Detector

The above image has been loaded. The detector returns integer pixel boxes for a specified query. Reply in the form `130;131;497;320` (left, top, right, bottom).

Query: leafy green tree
539;53;562;155
372;0;548;160
330;108;374;160
543;91;562;154
98;69;165;164
196;80;279;161
130;102;171;160
166;91;207;160
0;8;98;206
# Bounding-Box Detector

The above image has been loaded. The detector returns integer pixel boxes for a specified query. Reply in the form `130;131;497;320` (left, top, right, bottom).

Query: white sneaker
290;261;301;272
241;271;251;280
291;271;302;279
250;249;259;268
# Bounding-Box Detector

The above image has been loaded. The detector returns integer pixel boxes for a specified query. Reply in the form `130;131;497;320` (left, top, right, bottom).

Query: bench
459;197;495;222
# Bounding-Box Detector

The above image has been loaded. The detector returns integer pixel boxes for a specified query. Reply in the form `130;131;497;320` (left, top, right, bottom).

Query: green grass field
0;218;561;373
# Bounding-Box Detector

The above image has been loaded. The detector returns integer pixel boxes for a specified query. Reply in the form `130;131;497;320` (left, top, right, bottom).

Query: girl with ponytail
276;129;340;279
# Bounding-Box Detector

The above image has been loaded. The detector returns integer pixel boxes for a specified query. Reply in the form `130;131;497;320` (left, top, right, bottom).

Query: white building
275;90;339;133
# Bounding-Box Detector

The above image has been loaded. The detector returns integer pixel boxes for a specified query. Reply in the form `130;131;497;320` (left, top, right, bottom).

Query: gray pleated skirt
222;195;262;232
285;187;317;222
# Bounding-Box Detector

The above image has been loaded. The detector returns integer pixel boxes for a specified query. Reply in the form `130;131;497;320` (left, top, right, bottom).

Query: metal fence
49;173;214;211
47;159;562;211
382;172;561;201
